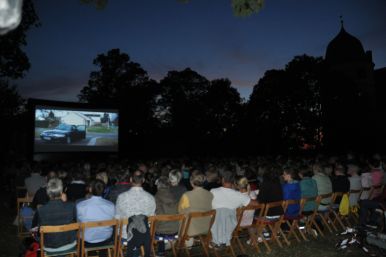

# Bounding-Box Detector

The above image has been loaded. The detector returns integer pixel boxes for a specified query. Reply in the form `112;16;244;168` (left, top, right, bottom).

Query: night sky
17;0;386;101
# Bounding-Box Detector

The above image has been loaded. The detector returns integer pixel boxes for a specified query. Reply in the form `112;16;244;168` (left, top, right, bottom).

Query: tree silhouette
247;55;323;153
78;48;159;153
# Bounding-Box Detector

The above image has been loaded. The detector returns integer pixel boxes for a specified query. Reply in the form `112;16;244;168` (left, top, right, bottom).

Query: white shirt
211;187;250;210
115;187;156;239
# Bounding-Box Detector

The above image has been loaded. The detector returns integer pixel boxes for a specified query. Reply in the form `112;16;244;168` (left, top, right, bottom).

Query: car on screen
40;123;86;144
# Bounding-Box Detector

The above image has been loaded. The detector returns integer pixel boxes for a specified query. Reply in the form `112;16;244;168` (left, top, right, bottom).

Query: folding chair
330;192;349;231
117;219;146;257
148;214;186;257
255;200;290;252
178;210;216;257
17;196;34;238
283;199;307;242
302;196;324;238
348;189;362;223
232;203;268;254
80;219;119;257
315;193;335;233
39;222;80;257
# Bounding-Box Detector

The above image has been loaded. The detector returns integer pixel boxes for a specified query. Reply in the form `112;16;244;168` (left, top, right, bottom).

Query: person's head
334;163;346;176
119;170;131;183
46;171;57;181
130;170;145;186
322;164;333;176
221;170;235;186
96;172;108;184
262;165;281;182
46;178;63;200
235;176;249;192
89;179;105;196
282;167;298;182
205;168;219;183
168;169;182;186
190;171;205;188
347;164;360;176
156;176;170;190
298;165;314;179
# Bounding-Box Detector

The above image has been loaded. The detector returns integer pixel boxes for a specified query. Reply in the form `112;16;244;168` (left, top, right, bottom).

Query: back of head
156;176;170;190
368;158;381;169
205;168;219;183
190;171;205;187
46;178;63;200
90;179;105;196
235;176;249;190
298;165;314;178
131;170;145;186
168;169;182;186
222;170;235;184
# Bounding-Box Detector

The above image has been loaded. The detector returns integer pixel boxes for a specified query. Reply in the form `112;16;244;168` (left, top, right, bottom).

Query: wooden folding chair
17;196;34;238
348;189;362;223
232;203;268;254
302;196;324;238
39;222;80;257
117;219;146;257
283;199;307;242
148;214;186;257
178;210;216;257
315;193;335;233
330;192;349;231
80;219;119;257
255;201;290;252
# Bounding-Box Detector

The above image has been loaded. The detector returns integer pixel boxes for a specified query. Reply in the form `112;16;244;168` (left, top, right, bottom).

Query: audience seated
282;167;301;217
76;179;115;246
33;178;77;253
258;166;283;217
168;170;186;201
178;171;213;247
105;170;131;204
331;163;350;203
210;170;251;247
154;176;179;257
25;168;45;198
312;163;333;210
65;172;87;202
115;170;155;257
347;163;362;206
298;165;318;213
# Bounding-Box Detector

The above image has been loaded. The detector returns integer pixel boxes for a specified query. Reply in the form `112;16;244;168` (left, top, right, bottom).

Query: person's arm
178;194;190;213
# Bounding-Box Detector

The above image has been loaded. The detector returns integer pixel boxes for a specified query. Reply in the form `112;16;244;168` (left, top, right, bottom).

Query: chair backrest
263;200;284;217
283;199;304;216
148;214;186;244
235;203;265;230
40;222;80;257
17;197;34;237
182;210;216;238
80;219;118;256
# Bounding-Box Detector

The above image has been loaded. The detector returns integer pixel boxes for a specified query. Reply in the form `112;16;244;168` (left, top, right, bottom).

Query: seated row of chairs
17;184;384;257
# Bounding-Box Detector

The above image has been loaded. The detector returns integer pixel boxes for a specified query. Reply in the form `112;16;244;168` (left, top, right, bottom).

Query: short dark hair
190;171;205;187
222;170;235;184
131;170;145;185
90;179;105;196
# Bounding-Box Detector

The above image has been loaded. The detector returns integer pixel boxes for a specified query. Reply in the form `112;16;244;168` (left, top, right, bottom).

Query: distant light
0;0;23;35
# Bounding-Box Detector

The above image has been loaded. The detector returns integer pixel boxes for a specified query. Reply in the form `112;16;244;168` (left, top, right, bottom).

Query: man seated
359;185;386;229
178;171;213;247
76;179;115;247
210;170;251;247
115;170;156;257
34;178;77;253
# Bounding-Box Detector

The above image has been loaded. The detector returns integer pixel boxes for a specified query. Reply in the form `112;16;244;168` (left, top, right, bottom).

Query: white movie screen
34;106;119;152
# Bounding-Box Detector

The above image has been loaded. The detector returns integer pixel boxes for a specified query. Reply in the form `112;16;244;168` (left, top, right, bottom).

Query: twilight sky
17;0;386;101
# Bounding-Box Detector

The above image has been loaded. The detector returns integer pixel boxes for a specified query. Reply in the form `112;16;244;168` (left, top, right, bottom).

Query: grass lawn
95;137;118;145
87;126;117;133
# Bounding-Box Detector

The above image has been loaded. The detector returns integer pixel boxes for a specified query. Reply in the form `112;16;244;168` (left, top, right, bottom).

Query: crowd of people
5;153;386;256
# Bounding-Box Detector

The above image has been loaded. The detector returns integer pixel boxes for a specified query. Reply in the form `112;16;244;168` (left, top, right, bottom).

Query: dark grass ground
0;197;375;257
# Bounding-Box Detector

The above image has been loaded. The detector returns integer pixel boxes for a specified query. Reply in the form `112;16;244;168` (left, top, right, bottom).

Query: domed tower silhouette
322;19;377;152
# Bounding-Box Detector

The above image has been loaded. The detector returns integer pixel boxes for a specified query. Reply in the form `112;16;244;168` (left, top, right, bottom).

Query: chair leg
287;220;300;243
199;235;210;257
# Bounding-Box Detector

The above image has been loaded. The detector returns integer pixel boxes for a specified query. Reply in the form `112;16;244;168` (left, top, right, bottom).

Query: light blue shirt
76;196;115;243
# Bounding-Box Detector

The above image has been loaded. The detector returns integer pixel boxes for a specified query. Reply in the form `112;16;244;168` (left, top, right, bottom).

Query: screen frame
28;98;120;155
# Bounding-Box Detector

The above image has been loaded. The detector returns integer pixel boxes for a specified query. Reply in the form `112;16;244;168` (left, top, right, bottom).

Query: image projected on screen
34;108;118;152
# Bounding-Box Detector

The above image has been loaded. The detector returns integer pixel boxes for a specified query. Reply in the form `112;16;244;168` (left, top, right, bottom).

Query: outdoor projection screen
34;105;119;152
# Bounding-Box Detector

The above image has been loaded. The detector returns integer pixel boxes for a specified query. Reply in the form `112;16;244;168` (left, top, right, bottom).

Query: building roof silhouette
325;26;366;64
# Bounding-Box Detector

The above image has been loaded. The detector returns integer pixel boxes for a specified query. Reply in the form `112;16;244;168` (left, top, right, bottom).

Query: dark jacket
66;182;87;202
106;183;131;204
36;200;77;248
155;188;179;234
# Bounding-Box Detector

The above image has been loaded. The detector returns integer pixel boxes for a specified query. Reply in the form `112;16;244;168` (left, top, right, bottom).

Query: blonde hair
236;176;250;192
96;172;108;184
